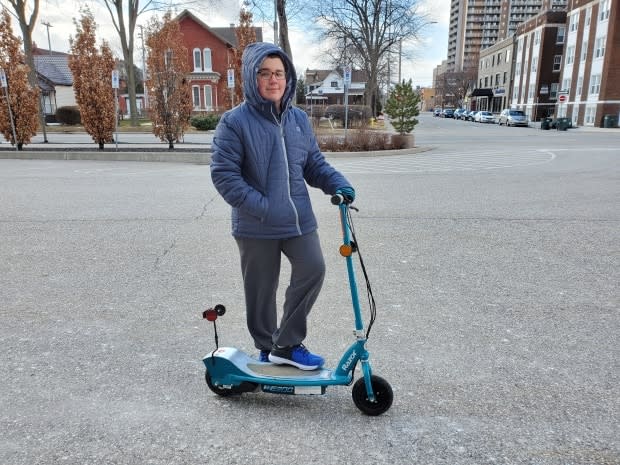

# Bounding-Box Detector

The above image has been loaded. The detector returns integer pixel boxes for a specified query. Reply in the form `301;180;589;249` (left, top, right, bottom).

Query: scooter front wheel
352;375;393;416
205;369;258;396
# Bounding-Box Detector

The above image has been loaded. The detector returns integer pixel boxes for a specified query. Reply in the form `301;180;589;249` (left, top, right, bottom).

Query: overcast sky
9;0;450;88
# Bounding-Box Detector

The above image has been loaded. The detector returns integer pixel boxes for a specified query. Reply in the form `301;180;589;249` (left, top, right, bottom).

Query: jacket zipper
274;110;301;235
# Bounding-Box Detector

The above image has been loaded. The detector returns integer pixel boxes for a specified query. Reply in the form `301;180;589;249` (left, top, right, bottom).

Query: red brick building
175;10;262;113
558;0;619;127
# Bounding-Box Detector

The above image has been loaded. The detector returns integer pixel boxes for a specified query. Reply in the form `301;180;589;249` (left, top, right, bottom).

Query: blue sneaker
268;344;324;370
258;350;270;362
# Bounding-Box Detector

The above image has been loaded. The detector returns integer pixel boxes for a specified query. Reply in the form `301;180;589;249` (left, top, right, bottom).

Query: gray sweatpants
235;231;326;351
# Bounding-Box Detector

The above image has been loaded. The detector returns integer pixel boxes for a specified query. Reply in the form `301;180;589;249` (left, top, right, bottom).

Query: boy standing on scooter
210;42;355;371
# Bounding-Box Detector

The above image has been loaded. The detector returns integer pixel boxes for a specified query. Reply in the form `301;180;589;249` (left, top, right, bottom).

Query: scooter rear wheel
352;375;393;416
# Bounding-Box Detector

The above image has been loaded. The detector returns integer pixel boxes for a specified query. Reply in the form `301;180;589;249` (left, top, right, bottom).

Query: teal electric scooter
202;194;393;415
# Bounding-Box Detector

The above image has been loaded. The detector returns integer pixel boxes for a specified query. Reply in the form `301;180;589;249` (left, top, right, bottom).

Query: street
1;114;618;464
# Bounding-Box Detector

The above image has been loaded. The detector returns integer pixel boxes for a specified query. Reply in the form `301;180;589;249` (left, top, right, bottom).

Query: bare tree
95;0;211;126
312;0;428;116
145;12;192;149
69;10;116;150
0;9;39;149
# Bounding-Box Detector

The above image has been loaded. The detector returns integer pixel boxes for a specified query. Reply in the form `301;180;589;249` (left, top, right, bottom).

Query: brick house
175;10;262;113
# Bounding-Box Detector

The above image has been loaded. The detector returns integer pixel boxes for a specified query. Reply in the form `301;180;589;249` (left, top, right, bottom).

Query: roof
33;55;73;86
175;9;263;46
305;68;368;85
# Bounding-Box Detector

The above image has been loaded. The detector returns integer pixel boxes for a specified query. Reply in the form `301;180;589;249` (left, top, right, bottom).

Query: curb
0;146;435;163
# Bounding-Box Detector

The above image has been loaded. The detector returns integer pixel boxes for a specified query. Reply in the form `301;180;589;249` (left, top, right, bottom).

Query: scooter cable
346;206;377;339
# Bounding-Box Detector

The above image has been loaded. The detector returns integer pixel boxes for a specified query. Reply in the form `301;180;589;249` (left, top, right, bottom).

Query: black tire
352;375;393;416
205;369;238;396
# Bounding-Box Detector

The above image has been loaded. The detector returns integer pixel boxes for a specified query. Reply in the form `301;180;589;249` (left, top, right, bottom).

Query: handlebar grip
331;194;344;205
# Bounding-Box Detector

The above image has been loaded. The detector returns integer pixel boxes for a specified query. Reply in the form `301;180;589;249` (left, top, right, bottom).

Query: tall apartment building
447;0;568;72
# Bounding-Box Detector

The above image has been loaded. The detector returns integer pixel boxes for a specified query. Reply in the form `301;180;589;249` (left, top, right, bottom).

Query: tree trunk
99;142;104;150
277;0;293;61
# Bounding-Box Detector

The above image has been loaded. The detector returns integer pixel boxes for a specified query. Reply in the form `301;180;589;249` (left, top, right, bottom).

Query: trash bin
603;115;618;128
556;117;569;131
541;118;551;130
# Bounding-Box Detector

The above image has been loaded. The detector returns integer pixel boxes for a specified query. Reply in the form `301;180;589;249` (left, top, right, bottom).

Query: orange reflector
339;244;353;257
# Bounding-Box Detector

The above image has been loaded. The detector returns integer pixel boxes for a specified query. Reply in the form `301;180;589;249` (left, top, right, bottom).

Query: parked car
475;111;495;123
441;108;455;118
458;110;470;120
453;109;466;119
467;111;479;121
434;107;442;117
498;109;528;127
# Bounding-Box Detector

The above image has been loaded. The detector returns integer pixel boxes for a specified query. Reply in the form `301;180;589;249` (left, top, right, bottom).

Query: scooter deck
203;347;349;386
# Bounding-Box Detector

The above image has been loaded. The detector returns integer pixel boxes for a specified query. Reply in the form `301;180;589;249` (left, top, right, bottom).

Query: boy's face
257;56;286;111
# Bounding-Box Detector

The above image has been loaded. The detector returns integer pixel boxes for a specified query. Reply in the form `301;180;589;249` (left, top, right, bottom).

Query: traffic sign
227;69;235;88
558;94;567;103
111;70;119;89
0;68;6;88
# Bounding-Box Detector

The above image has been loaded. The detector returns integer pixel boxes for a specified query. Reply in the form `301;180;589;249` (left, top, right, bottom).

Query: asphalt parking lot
1;115;618;464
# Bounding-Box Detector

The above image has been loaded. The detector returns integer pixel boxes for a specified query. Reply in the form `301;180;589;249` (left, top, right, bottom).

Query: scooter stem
339;203;365;333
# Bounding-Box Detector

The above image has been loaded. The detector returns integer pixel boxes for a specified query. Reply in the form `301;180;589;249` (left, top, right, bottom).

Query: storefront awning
470;88;493;97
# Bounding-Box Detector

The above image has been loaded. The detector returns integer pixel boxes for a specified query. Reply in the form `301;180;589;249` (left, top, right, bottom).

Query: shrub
55;106;81;125
324;105;372;127
190;114;220;130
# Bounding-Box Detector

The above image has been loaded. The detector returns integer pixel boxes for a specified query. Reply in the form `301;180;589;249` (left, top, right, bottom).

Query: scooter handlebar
332;193;355;205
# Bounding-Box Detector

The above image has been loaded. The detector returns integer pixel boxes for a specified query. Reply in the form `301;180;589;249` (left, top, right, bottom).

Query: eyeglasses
257;69;286;81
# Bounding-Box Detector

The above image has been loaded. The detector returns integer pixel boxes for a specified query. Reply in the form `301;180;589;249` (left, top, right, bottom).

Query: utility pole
138;24;148;113
41;21;53;55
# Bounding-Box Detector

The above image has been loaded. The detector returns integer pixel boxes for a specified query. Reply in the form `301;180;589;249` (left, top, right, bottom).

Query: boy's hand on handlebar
336;186;355;203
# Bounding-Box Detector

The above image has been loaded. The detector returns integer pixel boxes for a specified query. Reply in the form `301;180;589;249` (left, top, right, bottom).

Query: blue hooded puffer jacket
210;42;351;239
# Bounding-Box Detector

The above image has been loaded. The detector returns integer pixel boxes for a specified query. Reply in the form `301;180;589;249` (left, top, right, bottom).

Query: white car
475;111;495;123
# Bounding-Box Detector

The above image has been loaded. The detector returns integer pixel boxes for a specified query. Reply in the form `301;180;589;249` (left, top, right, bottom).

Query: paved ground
1;114;618;464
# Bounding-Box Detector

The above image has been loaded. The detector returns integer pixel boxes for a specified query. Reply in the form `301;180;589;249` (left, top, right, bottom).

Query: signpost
0;68;18;151
227;68;235;107
112;70;119;151
343;65;351;140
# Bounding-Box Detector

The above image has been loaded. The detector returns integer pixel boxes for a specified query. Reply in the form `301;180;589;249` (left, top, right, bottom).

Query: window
534;30;540;45
569;12;579;32
585;7;591;26
585;105;596;125
193;49;202;71
556;26;566;44
506;49;510;62
495;73;500;86
599;0;610;21
528;83;535;99
484;76;489;87
532;57;538;72
581;41;588;61
550;83;559;99
566;46;575;65
595;36;606;59
562;78;572;93
330;81;338;88
164;49;173;68
503;71;507;84
589;74;601;94
497;52;502;63
513;84;519;99
576;76;583;97
553;55;562;71
203;49;212;72
204;85;213;110
192;86;200;108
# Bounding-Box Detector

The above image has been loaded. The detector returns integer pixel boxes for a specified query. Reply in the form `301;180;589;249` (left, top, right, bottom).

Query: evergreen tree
384;79;420;134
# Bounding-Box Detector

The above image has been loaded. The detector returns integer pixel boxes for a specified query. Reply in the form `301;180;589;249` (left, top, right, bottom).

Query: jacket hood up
241;42;297;115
